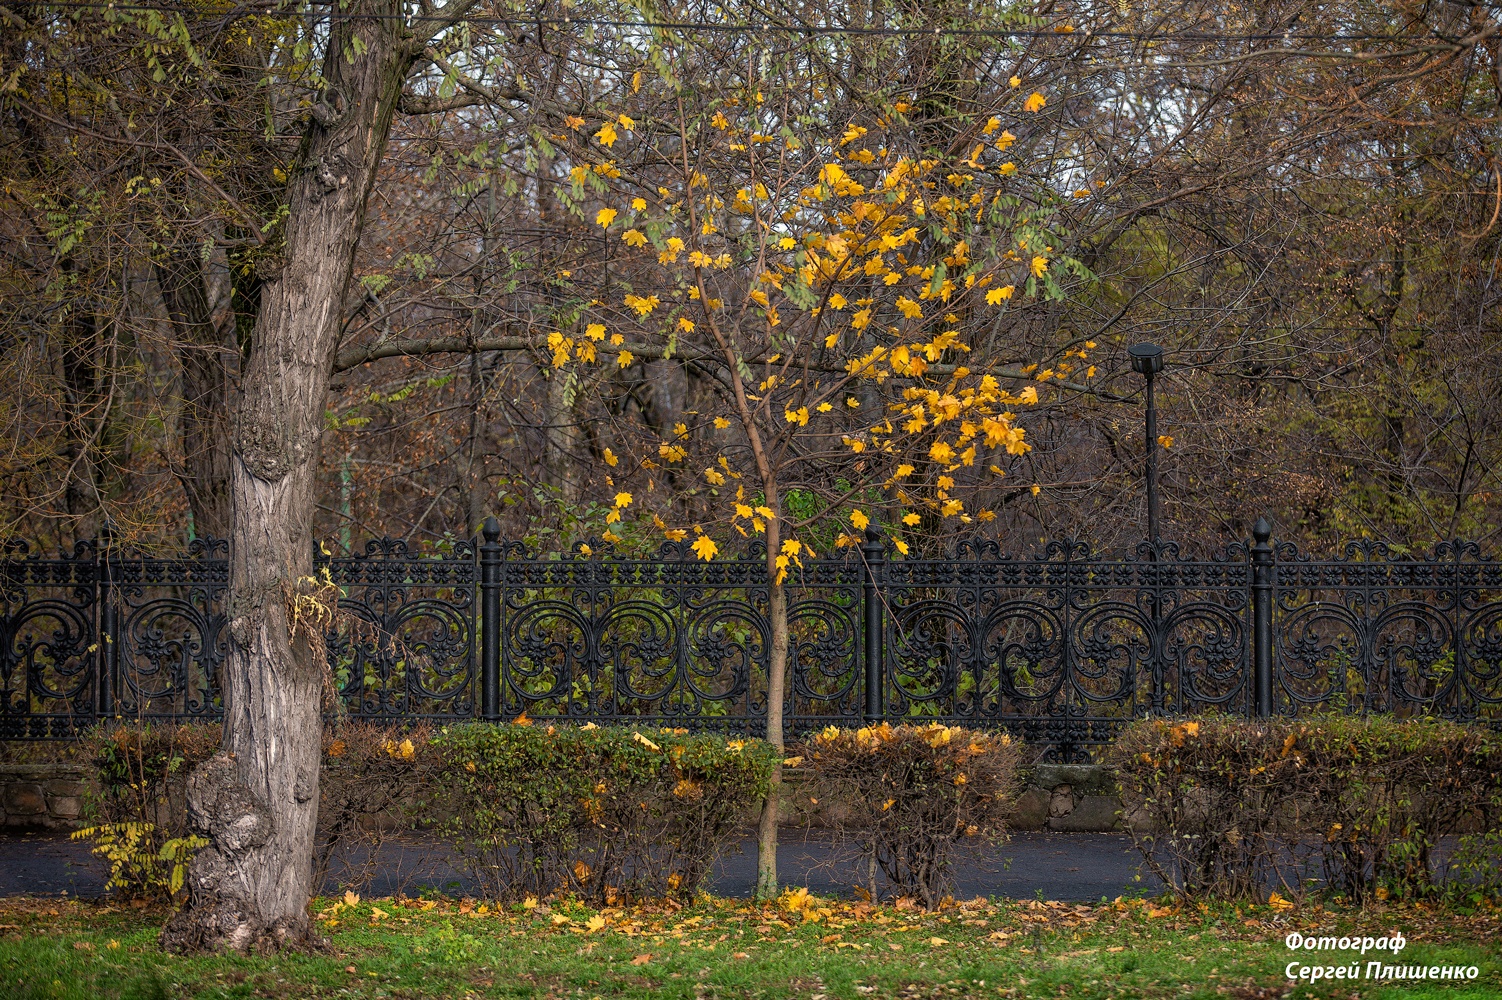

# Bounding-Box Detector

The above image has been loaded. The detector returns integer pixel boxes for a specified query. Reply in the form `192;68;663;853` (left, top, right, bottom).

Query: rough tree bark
162;0;418;953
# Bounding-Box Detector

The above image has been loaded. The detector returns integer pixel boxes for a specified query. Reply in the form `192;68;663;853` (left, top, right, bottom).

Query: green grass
0;892;1497;1000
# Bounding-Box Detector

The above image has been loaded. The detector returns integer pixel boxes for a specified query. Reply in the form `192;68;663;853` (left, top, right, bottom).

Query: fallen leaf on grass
551;913;572;925
1107;946;1125;952
586;915;606;932
631;953;652;966
732;952;750;959
345;966;357;974
344;891;359;907
928;936;948;946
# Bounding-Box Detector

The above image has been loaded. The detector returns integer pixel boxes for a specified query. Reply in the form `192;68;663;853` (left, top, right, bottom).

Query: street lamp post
1128;343;1165;545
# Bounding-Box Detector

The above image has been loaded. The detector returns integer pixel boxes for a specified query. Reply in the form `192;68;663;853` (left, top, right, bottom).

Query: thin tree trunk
756;497;787;900
163;0;414;953
157;249;234;539
543;368;583;504
756;577;788;899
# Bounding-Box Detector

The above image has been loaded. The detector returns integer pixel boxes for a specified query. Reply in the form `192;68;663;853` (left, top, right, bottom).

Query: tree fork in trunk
162;0;418;953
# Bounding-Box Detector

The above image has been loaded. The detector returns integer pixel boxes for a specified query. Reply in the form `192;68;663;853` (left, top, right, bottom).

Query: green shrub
796;722;1023;909
72;723;220;900
1109;715;1502;904
433;722;776;904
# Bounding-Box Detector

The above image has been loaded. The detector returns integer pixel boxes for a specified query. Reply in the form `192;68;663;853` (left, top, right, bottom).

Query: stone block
1031;764;1119;797
42;779;85;797
48;796;83;819
1006;787;1049;830
1049;794;1121;832
1048;784;1075;819
4;783;47;816
1120;802;1154;834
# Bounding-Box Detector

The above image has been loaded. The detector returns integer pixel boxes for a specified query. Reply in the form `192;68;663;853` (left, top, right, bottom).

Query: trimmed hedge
433;722;776;903
796;722;1023;909
62;721;775;905
1109;716;1502;904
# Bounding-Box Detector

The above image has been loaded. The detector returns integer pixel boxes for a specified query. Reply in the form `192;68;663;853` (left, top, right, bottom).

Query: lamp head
1128;342;1164;376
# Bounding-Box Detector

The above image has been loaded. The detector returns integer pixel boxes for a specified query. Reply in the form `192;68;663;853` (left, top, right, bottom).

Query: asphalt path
0;829;1160;903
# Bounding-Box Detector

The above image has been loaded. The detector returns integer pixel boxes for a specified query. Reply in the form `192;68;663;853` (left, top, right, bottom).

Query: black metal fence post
479;517;502;721
1251;516;1274;717
861;527;885;723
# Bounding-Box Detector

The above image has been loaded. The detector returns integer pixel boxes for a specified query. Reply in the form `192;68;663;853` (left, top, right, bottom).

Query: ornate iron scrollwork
0;529;1496;752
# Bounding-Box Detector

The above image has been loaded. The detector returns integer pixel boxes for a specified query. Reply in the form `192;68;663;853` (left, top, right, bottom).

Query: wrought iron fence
3;520;1500;758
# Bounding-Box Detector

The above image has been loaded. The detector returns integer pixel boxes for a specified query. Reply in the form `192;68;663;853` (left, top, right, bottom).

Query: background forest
5;0;1501;557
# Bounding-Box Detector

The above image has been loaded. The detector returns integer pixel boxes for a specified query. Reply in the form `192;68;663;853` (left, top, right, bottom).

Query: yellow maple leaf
1024;91;1046;112
691;535;718;561
849;509;870;530
596;207;617;228
595;121;619;147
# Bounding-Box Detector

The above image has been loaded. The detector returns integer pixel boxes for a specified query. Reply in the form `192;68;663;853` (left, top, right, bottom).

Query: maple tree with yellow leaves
507;56;1094;898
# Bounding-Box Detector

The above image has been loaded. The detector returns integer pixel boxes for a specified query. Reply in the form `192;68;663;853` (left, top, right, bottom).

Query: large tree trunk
163;1;414;953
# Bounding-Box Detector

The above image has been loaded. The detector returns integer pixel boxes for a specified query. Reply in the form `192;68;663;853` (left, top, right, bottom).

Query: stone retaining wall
1008;764;1132;833
0;764;89;828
